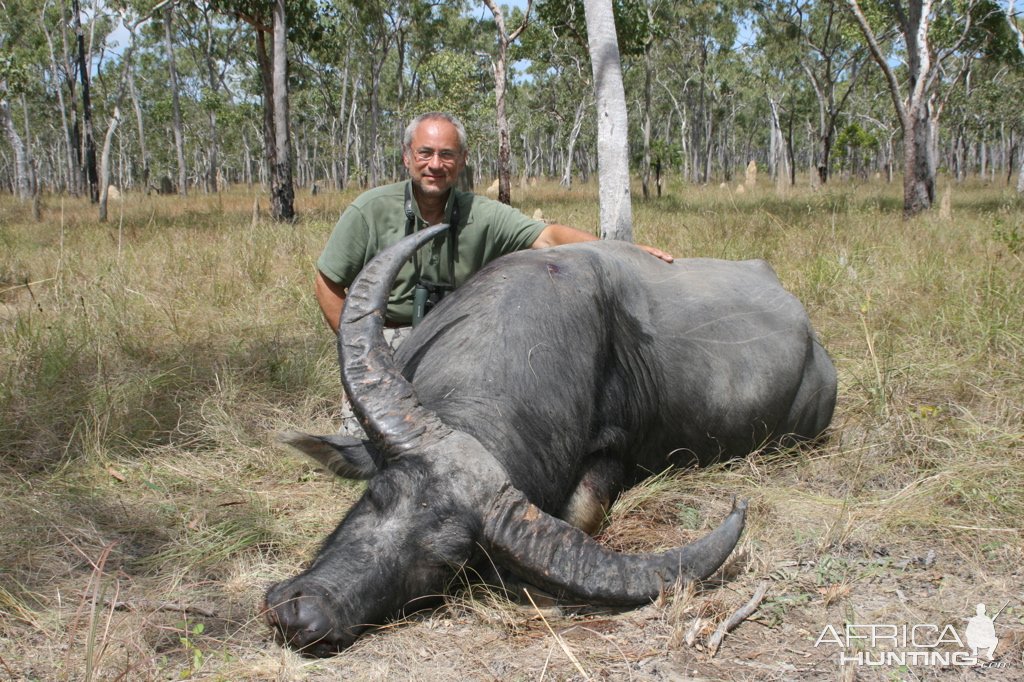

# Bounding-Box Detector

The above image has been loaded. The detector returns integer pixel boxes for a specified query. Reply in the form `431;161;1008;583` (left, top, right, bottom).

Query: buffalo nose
265;583;348;656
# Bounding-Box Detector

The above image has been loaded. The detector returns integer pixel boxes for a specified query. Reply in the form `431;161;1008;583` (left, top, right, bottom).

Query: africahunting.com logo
814;603;1010;668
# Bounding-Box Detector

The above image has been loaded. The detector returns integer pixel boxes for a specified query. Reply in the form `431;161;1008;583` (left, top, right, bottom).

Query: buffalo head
264;224;746;655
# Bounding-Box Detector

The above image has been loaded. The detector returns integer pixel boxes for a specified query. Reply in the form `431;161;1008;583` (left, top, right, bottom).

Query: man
315;112;672;331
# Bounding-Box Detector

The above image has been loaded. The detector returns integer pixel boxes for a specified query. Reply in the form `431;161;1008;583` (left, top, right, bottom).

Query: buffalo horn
481;484;746;605
339;223;453;453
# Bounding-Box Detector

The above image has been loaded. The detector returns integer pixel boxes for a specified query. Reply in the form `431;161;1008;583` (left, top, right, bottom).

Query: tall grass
0;178;1021;679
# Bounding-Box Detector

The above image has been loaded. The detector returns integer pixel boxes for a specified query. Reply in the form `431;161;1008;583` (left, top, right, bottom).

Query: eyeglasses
411;147;461;163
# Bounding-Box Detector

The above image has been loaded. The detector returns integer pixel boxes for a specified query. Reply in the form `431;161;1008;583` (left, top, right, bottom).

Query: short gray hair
403;112;468;152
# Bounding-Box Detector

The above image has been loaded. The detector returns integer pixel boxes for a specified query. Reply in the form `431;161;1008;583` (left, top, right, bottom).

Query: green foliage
992;216;1024;255
417;51;490;121
834;122;879;158
537;0;653;57
208;0;328;47
0;51;31;95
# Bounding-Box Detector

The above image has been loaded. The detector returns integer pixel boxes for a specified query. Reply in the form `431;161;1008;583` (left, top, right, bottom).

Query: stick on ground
707;581;770;657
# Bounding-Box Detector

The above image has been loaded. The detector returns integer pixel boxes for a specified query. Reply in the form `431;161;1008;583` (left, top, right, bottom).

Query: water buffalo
265;224;837;656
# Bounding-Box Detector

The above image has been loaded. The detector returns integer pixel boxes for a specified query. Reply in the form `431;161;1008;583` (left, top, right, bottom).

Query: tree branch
844;0;909;127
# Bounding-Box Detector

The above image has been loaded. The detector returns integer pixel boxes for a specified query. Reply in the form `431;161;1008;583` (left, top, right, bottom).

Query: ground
0;181;1021;680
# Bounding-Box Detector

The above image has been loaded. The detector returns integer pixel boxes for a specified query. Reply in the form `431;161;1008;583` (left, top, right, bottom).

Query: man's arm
315;270;347;333
530;223;674;262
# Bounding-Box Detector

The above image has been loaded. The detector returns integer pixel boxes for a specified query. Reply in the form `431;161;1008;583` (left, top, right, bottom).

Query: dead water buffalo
265;224;837;656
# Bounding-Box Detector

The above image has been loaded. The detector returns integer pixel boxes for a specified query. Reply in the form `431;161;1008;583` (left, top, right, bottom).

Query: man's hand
637;244;674;263
532;224;674;263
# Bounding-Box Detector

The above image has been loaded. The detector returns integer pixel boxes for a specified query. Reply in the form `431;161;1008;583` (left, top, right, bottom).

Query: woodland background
2;0;1024;217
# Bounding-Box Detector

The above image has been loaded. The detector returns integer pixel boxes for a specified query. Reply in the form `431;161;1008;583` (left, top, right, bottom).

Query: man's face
403;119;467;200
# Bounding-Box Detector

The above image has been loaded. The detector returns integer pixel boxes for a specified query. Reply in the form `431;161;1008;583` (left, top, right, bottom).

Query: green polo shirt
317;180;547;325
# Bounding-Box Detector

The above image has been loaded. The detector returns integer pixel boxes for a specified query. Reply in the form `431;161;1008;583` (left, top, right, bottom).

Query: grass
0;177;1022;679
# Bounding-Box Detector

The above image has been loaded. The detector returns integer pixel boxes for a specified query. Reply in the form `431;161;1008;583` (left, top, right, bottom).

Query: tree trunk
270;0;295;221
335;49;351;190
0;87;31;199
368;59;382;187
768;96;789;192
1017;144;1024;193
640;46;653;199
242;128;253;188
493;51;512;204
560;98;588;188
584;0;633;241
482;0;529;206
343;75;358;188
903;101;935;213
126;67;149;192
72;0;98;202
255;27;277;189
846;0;937;217
164;5;187;196
41;9;76;195
98;103;122;221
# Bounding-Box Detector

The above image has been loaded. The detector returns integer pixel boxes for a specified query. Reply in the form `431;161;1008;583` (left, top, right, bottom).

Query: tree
71;0;100;202
583;0;632;241
163;3;187;196
844;0;1007;216
481;0;531;205
39;1;79;195
98;0;173;220
755;0;866;185
212;0;315;220
0;30;32;200
270;0;293;219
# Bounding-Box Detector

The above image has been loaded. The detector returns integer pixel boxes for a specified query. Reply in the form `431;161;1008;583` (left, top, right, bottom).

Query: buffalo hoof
264;581;359;656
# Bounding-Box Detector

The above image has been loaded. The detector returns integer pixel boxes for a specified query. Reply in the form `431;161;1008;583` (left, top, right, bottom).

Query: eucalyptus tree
345;0;409;187
528;1;596;188
39;0;80;194
88;0;173;217
514;47;595;188
0;0;37;199
70;0;104;201
210;0;324;220
481;0;532;205
296;0;356;189
583;0;632;240
844;0;1012;216
161;2;187;195
661;0;744;183
754;0;866;185
414;48;495;184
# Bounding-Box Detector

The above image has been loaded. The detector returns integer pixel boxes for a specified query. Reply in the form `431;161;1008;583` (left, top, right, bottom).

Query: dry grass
0;177;1022;680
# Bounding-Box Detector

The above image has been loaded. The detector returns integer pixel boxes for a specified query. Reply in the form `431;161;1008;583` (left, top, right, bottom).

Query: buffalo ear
276;431;382;480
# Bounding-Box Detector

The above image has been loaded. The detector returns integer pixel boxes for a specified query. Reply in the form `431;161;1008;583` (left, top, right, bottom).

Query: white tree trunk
0;86;30;200
768;97;790;193
1017;146;1024;193
583;0;633;241
560;97;588;188
127;68;149;191
164;6;187;196
99;103;122;222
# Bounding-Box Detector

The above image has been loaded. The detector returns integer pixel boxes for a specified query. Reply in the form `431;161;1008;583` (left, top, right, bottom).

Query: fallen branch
707;581;770;657
683;615;703;647
107;599;217;619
